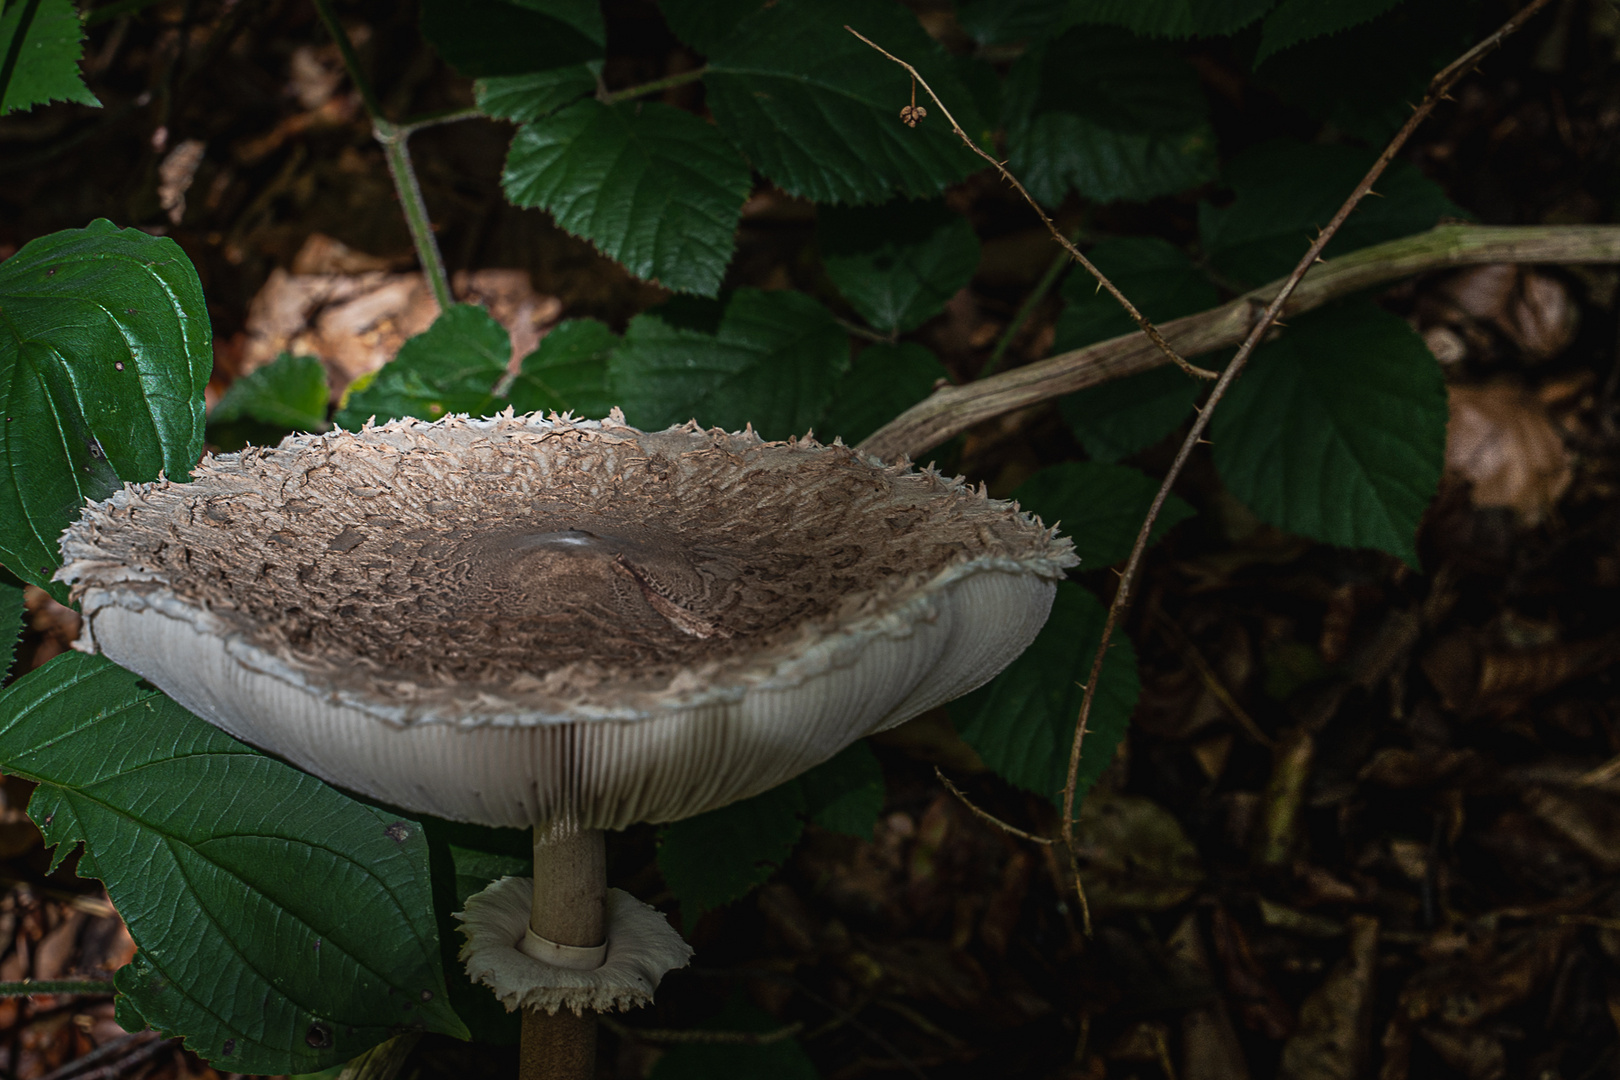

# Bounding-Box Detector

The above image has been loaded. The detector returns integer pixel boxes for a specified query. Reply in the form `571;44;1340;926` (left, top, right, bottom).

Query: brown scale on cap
63;412;1072;713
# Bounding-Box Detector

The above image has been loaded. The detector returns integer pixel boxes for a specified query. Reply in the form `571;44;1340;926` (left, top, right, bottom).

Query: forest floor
4;2;1620;1079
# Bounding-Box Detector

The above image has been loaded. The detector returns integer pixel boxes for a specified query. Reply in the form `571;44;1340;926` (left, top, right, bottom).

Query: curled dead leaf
1445;383;1573;524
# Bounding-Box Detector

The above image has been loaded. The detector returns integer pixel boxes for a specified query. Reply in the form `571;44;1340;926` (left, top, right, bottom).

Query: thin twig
600;67;707;106
311;0;455;313
845;25;1216;383
599;1017;804;1045
1055;0;1560;912
35;1033;159;1080
934;766;1052;845
0;980;116;997
858;222;1620;461
1151;610;1273;748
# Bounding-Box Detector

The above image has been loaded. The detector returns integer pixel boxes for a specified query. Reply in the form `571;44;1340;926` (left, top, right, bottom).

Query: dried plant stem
1054;0;1560;910
934;767;1052;845
858;221;1620;462
844;26;1216;383
599;1017;805;1045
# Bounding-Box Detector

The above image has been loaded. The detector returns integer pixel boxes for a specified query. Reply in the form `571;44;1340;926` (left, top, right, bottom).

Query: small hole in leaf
305;1022;333;1049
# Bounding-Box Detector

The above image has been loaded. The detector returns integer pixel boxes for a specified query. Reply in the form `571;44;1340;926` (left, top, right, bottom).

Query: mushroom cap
59;411;1075;829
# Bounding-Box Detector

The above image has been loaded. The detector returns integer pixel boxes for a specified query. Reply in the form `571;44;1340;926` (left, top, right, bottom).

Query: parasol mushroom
57;410;1076;1079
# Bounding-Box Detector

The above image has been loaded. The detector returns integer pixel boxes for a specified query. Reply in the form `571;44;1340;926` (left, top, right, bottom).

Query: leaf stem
980;242;1072;379
0;0;44;114
310;0;455;313
599;66;707;106
857;222;1620;462
1052;0;1561;919
0;979;115;996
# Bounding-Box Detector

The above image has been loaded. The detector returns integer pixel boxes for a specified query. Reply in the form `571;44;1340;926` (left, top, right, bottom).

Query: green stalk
310;0;454;313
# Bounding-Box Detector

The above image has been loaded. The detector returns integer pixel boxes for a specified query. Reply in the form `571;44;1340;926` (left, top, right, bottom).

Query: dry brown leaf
1072;792;1204;915
156;139;205;226
1445;382;1573;524
1166;914;1252;1080
1438;264;1578;361
239;234;563;392
1279;915;1379;1080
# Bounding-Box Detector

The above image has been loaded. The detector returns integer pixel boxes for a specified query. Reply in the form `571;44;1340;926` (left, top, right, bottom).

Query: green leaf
1254;0;1475;141
817;342;947;447
0;220;210;603
420;0;603;77
702;0;989;204
819;199;980;334
475;63;598;122
1005;29;1216;205
1059;367;1204;464
799;742;885;840
650;998;820;1080
506;318;617;419
0;653;467;1073
1256;0;1405;62
1200;140;1463;287
951;582;1140;804
334;305;510;429
1068;0;1277;37
658;0;769;54
1209;300;1446;567
210;353;329;433
0;0;99;115
658;780;807;927
503;98;751;297
1052;238;1214;461
955;0;1072;45
611;290;849;439
1;581;22;677
1013;462;1195;569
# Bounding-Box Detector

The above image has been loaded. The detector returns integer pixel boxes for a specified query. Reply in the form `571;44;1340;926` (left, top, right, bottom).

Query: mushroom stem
520;823;606;1080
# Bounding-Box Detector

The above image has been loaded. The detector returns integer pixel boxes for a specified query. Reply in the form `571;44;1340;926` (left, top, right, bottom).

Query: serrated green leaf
0;220;210;603
503;99;750;297
0;653;467;1073
1210;300;1446;567
955;0;1071;45
1013;462;1195;569
1254;0;1474;141
951;582;1139;804
1068;0;1276;37
1;581;22;677
420;0;603;77
210;353;329;433
1256;0;1406;62
658;780;806;928
703;0;989;205
819;199;980;334
1200;140;1464;287
799;742;885;840
818;342;947;447
611;289;849;438
1059;367;1205;464
506;318;617;418
1052;237;1213;461
0;0;99;115
334;305;510;429
658;0;768;54
1005;30;1216;205
475;63;598;122
650;998;820;1080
